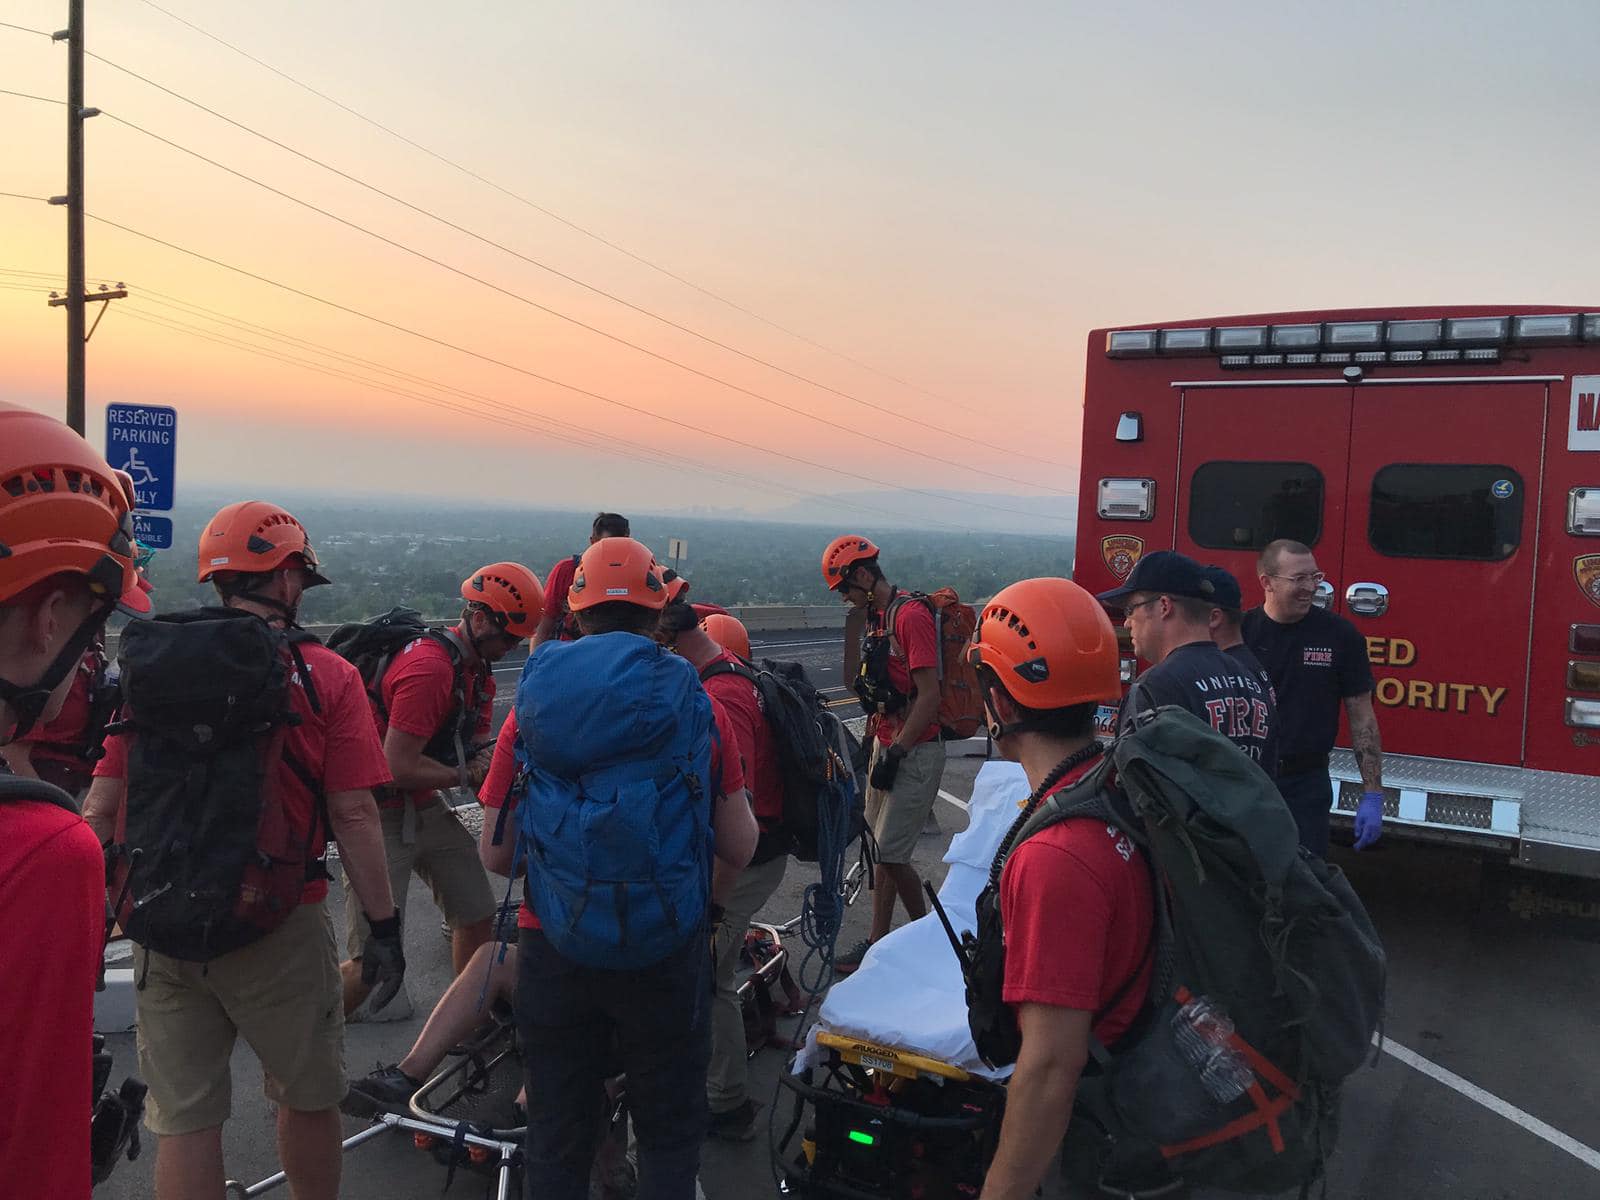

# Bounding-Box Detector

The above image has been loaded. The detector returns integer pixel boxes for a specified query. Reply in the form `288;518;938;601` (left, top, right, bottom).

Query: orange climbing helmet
568;537;667;612
462;562;544;638
821;535;879;590
196;500;331;586
0;402;149;614
661;568;691;606
702;613;751;661
968;577;1120;711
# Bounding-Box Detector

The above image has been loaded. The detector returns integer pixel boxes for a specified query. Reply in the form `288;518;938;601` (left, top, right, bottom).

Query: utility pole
48;1;122;435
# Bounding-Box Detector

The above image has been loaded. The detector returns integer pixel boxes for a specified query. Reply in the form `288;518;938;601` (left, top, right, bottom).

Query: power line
0;88;63;105
0;258;1050;531
130;0;987;419
84;53;1059;470
98;108;1069;496
111;303;979;533
66;205;1071;524
0;20;50;38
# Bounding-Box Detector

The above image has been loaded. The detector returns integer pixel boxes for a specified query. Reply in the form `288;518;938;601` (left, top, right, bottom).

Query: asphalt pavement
93;630;1600;1200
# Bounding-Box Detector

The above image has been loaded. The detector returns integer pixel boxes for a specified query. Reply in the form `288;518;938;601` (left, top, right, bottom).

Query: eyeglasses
1268;572;1326;586
1124;595;1163;615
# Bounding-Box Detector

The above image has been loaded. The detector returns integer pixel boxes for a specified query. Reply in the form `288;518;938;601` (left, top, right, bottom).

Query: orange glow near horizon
3;2;1595;520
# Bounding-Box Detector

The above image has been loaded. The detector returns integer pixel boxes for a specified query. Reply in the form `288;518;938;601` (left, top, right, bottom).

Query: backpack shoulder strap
283;628;323;716
0;772;82;816
699;659;757;686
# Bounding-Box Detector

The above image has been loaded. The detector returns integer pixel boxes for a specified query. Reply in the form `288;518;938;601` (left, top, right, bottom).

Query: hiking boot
831;938;873;977
342;1065;422;1117
348;984;413;1024
706;1099;759;1142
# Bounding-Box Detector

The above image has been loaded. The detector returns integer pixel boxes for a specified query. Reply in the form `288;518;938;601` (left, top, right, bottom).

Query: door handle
1345;582;1389;617
1313;580;1334;610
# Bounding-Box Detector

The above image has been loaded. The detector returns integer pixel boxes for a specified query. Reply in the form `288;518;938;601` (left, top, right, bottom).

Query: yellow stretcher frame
814;1031;974;1084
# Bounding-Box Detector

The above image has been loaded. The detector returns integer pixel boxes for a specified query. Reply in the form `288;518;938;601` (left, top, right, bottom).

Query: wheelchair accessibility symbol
120;447;159;490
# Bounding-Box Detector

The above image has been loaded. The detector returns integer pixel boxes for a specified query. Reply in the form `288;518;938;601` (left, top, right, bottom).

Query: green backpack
962;705;1386;1195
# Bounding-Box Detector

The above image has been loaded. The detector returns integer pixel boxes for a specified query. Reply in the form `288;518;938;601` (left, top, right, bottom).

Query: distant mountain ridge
768;488;1077;536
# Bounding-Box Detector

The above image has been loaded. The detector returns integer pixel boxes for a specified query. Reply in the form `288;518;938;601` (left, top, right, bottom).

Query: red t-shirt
96;643;392;904
871;595;941;747
0;792;108;1198
542;555;580;631
376;628;493;811
700;650;783;826
480;700;745;930
17;650;99;762
1000;761;1154;1045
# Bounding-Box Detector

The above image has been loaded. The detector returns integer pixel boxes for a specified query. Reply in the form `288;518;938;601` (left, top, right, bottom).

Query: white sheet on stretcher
797;760;1031;1081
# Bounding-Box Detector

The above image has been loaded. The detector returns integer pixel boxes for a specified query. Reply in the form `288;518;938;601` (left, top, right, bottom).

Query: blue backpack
511;632;716;970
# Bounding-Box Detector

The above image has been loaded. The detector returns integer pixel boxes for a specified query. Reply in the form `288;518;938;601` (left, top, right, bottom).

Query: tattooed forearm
1347;694;1383;791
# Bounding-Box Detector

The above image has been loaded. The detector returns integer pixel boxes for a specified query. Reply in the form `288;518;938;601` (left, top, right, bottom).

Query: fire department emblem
1101;535;1145;582
1576;555;1600;609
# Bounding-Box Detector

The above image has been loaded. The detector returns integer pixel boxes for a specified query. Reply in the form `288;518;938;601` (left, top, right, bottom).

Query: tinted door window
1368;464;1523;561
1189;461;1324;550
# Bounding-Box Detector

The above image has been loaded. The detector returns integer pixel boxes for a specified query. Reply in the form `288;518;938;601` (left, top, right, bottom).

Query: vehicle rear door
1173;383;1353;595
1340;381;1548;765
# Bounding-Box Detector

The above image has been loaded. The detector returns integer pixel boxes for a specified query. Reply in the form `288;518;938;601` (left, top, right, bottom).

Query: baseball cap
1095;549;1216;607
1201;565;1242;611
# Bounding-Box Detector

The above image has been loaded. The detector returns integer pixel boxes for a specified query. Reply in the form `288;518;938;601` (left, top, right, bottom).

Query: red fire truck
1073;306;1600;876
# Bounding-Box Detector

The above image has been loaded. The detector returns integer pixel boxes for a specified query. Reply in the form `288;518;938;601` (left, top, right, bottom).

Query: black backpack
110;607;328;962
955;707;1386;1195
327;607;477;769
699;656;865;863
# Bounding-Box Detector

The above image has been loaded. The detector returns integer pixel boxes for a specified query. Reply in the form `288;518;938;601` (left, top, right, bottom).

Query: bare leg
451;916;493;975
398;942;517;1081
888;862;928;923
339;958;369;1016
152;1126;225;1200
869;863;898;943
869;862;925;942
276;1106;341;1200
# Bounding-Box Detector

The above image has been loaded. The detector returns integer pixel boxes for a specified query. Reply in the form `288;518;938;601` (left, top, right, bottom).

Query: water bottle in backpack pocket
1103;995;1257;1145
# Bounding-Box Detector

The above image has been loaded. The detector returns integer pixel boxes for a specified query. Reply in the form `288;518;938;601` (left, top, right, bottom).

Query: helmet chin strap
231;571;301;626
0;601;112;743
460;605;509;663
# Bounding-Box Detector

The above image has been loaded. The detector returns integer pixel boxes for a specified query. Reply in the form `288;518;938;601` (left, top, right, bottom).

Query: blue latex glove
1353;791;1384;850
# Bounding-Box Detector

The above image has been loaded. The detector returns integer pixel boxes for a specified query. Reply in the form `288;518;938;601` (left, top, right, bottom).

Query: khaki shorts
134;901;344;1135
345;799;497;958
864;739;945;865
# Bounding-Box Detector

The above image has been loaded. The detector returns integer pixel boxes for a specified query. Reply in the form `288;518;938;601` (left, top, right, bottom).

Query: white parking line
937;789;969;812
751;638;837;650
1380;1036;1600;1172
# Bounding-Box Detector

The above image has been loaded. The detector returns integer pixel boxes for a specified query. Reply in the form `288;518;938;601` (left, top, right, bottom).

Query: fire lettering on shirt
1104;824;1134;863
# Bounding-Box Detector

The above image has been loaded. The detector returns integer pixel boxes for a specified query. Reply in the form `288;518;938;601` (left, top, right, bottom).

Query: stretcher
223;918;795;1199
225;1011;634;1199
224;1014;536;1200
775;762;1031;1199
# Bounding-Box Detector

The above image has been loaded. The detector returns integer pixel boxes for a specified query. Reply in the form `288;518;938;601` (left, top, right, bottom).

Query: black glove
360;914;407;1013
870;744;907;792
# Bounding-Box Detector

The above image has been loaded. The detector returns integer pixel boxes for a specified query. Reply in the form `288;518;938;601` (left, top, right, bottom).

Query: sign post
104;402;176;549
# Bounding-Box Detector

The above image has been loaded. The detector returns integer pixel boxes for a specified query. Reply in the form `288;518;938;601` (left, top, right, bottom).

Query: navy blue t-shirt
1225;642;1277;702
1120;641;1279;775
1241;605;1374;763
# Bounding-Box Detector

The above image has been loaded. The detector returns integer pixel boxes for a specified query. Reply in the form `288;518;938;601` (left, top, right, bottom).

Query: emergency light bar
1105;311;1600;364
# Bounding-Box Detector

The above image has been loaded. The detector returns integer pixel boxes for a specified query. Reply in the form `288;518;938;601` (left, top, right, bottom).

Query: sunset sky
3;1;1597;526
